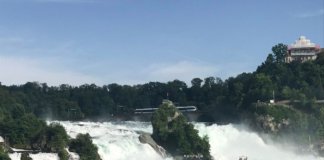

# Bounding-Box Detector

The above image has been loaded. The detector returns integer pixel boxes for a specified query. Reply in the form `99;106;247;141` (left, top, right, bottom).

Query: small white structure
0;136;4;143
285;36;321;63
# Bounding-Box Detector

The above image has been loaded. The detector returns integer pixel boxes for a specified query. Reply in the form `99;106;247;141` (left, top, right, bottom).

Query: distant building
285;36;322;63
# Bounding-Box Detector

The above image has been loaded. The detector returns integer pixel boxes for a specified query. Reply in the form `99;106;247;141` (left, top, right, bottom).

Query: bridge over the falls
134;106;197;114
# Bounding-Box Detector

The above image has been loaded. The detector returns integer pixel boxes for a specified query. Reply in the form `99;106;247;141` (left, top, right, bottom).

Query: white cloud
0;35;104;86
0;56;102;86
142;61;219;84
0;34;252;86
102;60;254;86
0;36;99;85
295;9;324;18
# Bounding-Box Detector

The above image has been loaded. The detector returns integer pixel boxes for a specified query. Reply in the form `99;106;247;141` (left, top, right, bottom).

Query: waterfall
38;121;323;160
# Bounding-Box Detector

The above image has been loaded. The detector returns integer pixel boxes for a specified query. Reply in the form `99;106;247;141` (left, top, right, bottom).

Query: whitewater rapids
47;121;322;160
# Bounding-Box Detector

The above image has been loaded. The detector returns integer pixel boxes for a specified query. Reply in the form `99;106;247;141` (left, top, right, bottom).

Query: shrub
0;147;10;160
21;153;32;160
69;133;101;160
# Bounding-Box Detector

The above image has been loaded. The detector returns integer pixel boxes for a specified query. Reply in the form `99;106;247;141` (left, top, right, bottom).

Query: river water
52;121;323;160
7;121;323;160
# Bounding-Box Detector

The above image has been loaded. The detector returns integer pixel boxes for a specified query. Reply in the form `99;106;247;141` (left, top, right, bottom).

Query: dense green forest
1;43;324;155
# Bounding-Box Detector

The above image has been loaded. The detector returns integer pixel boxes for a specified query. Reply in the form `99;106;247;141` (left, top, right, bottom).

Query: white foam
66;148;79;160
29;153;59;160
194;123;323;160
9;153;21;160
55;121;163;160
51;121;323;160
11;148;33;152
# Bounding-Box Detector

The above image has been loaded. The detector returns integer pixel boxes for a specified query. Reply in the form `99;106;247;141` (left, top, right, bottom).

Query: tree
191;78;203;88
265;53;275;64
245;73;274;105
166;80;187;104
316;52;324;65
203;77;216;89
272;43;288;63
0;148;10;160
69;133;101;160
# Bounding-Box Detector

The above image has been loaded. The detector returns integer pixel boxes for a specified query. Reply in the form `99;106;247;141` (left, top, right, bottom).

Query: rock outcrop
151;100;212;159
255;115;290;134
138;132;168;158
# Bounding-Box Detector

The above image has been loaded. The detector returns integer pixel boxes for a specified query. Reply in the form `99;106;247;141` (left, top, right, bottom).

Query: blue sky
0;0;323;86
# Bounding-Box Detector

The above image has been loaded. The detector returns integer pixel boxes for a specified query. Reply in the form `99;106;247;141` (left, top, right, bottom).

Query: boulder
255;115;290;134
138;132;168;158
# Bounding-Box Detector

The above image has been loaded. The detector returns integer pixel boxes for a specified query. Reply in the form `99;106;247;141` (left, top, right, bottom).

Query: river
47;121;323;160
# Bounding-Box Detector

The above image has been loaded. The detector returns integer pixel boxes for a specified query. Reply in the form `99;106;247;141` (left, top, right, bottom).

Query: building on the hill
285;36;322;63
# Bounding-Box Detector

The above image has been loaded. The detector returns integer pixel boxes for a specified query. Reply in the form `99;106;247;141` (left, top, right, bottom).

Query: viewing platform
134;106;197;114
130;100;202;121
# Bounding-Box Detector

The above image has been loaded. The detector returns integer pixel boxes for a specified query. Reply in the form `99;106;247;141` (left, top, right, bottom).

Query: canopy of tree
69;133;101;160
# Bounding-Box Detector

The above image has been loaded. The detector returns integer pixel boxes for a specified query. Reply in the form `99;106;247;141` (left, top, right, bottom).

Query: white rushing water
56;121;163;160
47;121;323;160
9;153;21;160
8;153;59;160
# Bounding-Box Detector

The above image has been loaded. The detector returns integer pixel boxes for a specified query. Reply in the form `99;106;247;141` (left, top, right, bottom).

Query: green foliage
254;103;324;145
265;53;275;64
58;149;69;160
0;147;10;160
69;133;101;160
191;78;203;88
255;104;294;122
152;102;211;159
0;153;10;160
272;43;288;63
245;73;274;106
0;93;70;155
0;113;46;148
33;122;69;153
21;153;32;160
316;52;324;65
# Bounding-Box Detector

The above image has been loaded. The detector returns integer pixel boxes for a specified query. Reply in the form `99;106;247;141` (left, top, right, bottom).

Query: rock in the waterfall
151;100;212;160
138;132;168;158
255;115;290;134
21;153;32;160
